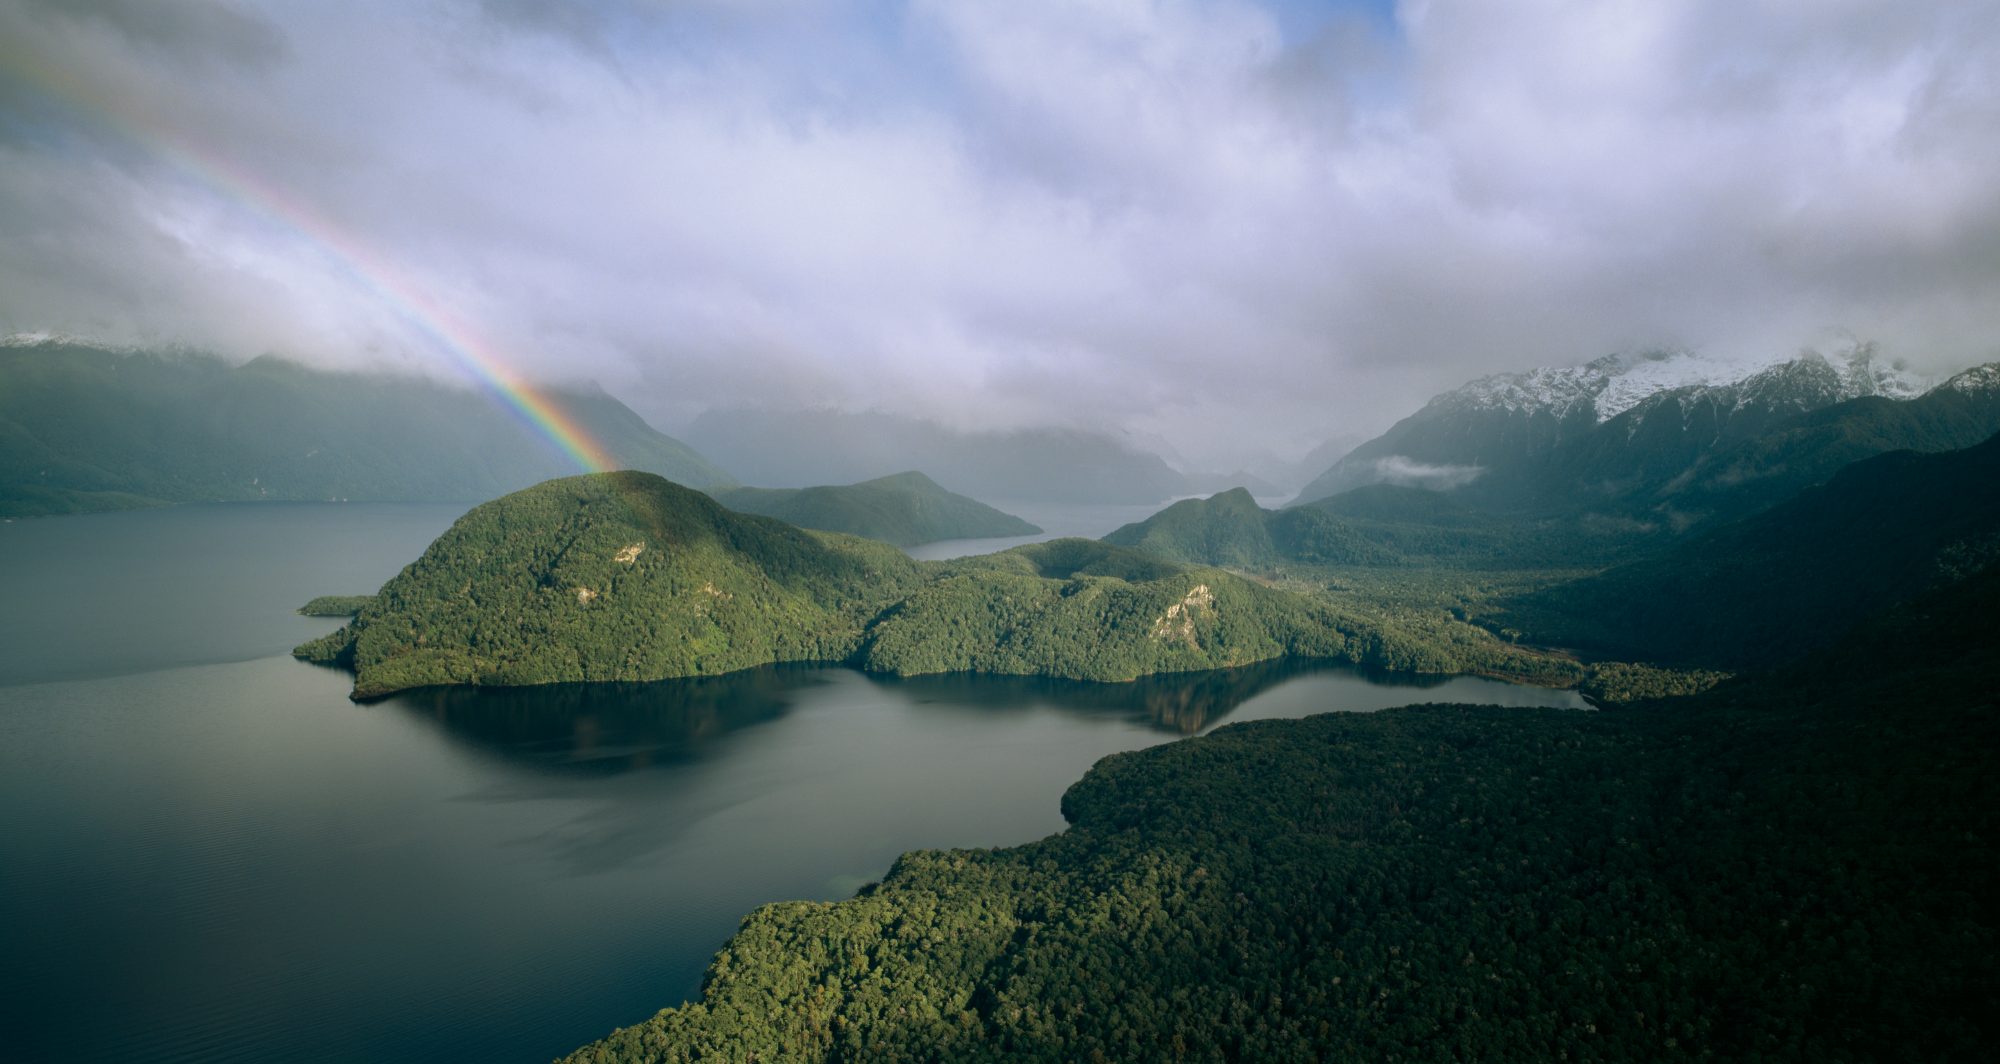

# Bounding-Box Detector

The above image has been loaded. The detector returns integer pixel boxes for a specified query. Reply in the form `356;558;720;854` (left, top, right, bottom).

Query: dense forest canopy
560;566;2000;1064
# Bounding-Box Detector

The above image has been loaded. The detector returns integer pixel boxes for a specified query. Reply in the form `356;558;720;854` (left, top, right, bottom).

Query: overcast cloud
2;0;1997;468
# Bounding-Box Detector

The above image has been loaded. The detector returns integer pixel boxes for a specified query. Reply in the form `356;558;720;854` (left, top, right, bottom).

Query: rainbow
2;47;616;474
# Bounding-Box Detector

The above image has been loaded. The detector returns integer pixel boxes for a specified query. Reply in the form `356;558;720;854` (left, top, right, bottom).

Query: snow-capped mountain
2;331;113;349
1937;363;2000;395
1430;345;1924;425
1291;345;1975;510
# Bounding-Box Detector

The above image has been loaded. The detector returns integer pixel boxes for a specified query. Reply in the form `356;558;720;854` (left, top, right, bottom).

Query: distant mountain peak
1289;342;1956;507
1939;362;2000;395
2;331;122;350
1433;344;1924;425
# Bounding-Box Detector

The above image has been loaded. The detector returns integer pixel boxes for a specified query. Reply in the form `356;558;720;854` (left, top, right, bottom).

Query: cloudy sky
2;0;1997;468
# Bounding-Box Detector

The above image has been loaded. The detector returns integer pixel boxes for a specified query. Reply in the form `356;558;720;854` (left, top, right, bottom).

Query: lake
0;503;1586;1063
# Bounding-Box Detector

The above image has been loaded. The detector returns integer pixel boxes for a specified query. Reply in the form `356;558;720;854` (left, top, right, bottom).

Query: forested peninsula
560;565;2000;1063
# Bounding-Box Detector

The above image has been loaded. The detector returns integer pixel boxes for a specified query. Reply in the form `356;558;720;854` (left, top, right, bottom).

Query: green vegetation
297;477;1389;698
711;471;1039;547
297;473;921;698
0;339;734;516
560;567;2000;1064
1575;661;1730;705
1508;432;2000;669
1102;488;1400;568
856;540;1357;682
1104;484;1667;573
297;595;375;617
1661;369;2000;523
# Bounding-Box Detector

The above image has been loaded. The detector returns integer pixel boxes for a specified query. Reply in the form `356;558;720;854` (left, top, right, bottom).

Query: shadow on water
378;665;828;775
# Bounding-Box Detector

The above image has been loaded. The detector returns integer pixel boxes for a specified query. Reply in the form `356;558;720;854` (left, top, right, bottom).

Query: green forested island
709;471;1040;547
560;565;1999;1063
296;473;1384;698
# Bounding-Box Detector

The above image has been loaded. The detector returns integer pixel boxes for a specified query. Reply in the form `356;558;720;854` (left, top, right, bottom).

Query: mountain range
1274;347;2000;557
0;338;734;516
1291;345;1977;513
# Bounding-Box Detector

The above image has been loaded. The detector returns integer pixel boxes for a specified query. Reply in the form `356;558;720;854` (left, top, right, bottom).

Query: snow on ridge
1438;346;1927;422
1939;363;2000;393
0;331;133;352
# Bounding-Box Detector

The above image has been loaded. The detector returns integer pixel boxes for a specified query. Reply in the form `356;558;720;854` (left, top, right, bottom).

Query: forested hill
1507;429;2000;669
557;555;2000;1064
1101;487;1399;567
0;339;734;515
1101;484;1617;569
297;474;1375;698
295;473;923;698
710;471;1040;547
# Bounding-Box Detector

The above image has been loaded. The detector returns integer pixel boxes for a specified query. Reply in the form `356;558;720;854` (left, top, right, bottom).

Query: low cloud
1370;456;1484;491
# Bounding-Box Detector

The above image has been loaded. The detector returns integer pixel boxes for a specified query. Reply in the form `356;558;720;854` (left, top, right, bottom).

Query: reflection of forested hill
382;667;817;774
869;657;1369;736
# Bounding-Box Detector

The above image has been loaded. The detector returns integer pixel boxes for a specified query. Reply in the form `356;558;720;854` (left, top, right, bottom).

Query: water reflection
869;657;1400;735
388;659;1449;782
380;665;822;774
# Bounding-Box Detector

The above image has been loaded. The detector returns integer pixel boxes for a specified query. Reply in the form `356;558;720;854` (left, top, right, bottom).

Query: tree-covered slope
559;567;2000;1064
856;539;1360;681
297;473;922;698
1652;364;2000;522
298;479;1385;697
1103;485;1614;570
1508;430;2000;668
0;340;734;515
711;471;1040;547
1103;487;1413;568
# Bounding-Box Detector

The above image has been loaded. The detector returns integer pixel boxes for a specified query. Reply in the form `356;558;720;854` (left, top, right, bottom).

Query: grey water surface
0;503;1584;1063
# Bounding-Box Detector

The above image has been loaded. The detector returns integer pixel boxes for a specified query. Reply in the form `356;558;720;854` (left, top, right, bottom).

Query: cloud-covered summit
2;0;1996;470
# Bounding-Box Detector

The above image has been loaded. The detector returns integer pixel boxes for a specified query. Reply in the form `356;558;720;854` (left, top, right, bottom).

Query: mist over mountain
1290;346;2000;531
0;339;732;516
683;408;1194;505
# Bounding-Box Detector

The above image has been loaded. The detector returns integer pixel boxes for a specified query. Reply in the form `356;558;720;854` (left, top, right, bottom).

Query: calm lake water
0;503;1586;1063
